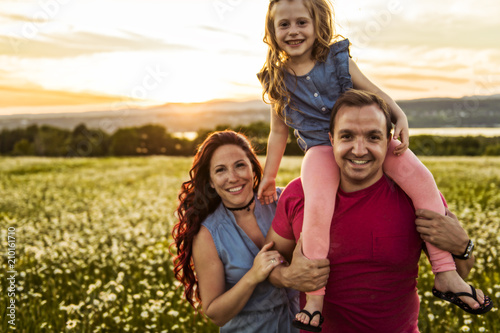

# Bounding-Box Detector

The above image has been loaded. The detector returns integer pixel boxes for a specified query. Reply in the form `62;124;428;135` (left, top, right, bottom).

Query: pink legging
301;141;455;296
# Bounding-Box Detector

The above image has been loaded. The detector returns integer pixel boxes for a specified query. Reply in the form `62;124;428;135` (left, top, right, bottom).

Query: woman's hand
248;241;283;284
257;176;277;205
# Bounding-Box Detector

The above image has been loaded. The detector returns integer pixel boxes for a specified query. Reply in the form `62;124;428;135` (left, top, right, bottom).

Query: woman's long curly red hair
171;130;263;308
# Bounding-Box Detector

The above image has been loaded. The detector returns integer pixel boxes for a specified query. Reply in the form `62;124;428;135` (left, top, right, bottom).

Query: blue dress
201;191;299;333
283;39;353;151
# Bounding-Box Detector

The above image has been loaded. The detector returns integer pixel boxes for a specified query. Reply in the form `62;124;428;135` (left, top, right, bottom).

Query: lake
175;128;500;140
409;128;500;137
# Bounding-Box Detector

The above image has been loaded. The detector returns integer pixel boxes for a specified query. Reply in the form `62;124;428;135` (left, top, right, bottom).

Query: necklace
225;196;255;212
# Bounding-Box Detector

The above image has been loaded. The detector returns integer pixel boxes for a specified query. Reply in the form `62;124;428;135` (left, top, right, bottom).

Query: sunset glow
0;0;499;115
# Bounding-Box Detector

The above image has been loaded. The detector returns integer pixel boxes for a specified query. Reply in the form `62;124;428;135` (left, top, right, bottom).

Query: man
266;89;490;332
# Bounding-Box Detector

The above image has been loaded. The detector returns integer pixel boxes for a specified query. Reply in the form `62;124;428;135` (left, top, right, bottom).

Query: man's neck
339;173;384;193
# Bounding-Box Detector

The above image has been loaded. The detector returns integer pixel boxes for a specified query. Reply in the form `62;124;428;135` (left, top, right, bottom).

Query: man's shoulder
281;177;304;200
275;177;305;222
378;175;417;212
272;178;304;240
382;174;446;208
383;175;412;198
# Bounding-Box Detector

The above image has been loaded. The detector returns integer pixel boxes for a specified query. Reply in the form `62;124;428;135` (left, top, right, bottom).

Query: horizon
1;0;499;116
1;92;500;117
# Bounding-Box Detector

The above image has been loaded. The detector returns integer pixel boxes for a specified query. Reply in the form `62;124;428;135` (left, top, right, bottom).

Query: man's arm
415;208;474;279
266;229;330;291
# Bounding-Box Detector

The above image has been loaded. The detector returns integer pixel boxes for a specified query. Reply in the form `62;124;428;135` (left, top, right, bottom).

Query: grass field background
1;156;499;332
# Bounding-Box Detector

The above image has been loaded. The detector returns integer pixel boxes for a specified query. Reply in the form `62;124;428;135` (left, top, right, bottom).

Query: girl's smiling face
273;0;316;63
209;144;255;209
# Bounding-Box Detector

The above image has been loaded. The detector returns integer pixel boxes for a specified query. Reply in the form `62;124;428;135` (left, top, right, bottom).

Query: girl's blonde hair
258;0;337;119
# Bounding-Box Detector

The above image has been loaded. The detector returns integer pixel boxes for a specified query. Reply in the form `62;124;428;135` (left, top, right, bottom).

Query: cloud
403;63;468;73
0;13;48;23
362;60;469;73
198;25;249;40
376;73;470;84
344;2;500;51
218;47;263;58
0;84;134;108
229;81;260;88
382;84;430;93
0;30;198;58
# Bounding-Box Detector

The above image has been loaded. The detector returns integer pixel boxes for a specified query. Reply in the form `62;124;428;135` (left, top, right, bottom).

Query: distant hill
0;99;270;134
1;95;499;133
399;95;500;128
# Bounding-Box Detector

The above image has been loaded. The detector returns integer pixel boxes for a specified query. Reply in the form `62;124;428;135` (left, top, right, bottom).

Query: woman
172;130;298;332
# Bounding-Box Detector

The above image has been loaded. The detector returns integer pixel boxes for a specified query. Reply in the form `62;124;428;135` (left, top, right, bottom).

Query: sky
0;0;499;115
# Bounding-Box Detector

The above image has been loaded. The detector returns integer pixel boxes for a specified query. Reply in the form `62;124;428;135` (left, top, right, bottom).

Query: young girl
258;0;490;331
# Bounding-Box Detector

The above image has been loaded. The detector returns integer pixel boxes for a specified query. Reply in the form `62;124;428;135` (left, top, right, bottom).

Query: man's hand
281;235;330;292
415;208;469;256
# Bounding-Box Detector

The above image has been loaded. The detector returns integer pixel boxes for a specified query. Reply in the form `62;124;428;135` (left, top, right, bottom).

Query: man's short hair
329;89;392;138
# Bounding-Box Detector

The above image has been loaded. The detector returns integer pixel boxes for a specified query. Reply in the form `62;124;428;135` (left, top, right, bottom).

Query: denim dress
284;39;353;151
201;190;299;333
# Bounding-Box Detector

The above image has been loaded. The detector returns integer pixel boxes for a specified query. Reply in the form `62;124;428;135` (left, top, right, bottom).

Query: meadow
0;156;499;332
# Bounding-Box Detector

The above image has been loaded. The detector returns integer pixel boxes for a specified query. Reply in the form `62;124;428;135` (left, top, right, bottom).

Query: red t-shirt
273;175;422;333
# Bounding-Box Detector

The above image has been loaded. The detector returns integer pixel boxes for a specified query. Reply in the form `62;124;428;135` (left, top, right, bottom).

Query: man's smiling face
330;104;391;193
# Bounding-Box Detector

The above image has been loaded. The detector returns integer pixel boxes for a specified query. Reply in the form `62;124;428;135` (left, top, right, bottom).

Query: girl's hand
257;176;277;205
393;117;410;155
248;241;283;284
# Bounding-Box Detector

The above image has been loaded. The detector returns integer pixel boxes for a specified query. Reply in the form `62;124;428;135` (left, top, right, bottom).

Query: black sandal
432;285;493;315
292;309;324;332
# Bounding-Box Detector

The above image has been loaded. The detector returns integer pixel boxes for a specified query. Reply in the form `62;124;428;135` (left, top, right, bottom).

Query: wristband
452;239;474;260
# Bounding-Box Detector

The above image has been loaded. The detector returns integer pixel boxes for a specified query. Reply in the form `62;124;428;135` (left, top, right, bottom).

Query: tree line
1;122;499;157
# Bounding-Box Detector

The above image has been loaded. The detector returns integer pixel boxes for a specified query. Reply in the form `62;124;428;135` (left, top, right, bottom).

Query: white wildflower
66;319;78;329
168;309;179;317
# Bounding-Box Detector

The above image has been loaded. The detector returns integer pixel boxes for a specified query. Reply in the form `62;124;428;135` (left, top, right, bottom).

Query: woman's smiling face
209;144;255;209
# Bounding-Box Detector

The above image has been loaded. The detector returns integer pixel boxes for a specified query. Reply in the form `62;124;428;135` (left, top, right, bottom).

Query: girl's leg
384;140;491;311
383;139;455;273
301;145;339;294
295;145;337;327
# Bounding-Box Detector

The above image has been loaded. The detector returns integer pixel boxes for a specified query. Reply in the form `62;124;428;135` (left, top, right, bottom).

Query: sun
145;50;263;104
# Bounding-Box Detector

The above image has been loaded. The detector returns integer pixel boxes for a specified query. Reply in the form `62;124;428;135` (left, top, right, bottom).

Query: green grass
0;156;499;332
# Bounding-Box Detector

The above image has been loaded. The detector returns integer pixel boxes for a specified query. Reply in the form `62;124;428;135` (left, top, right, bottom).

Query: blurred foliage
1;122;499;157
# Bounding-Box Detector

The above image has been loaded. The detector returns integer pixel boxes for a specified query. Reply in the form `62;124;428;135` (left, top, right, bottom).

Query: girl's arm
192;227;281;327
258;106;289;204
349;58;409;155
